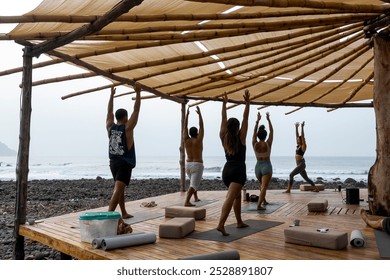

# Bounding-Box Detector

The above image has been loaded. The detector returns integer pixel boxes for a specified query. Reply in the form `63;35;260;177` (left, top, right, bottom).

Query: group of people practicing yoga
183;90;319;235
106;85;385;237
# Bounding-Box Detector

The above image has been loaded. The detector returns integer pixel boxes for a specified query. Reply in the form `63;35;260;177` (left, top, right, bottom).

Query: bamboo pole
247;41;368;101
203;34;365;107
169;26;364;96
0;58;63;77
47;49;185;104
153;24;357;89
274;45;371;104
29;0;144;57
179;102;187;192
61;82;123;100
13;46;33;260
32;25;343;88
0;9;378;25
3;13;371;41
310;55;374;104
186;0;387;13
139;24;359;83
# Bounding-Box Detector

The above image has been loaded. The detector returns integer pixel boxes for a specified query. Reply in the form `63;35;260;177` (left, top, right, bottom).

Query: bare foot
311;188;319;192
257;206;266;211
217;226;230;236
122;213;133;219
184;202;195;207
283;190;291;193
237;222;249;228
194;198;201;202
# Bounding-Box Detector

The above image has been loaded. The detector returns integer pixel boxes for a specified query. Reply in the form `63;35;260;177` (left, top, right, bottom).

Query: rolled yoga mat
350;230;366;247
100;232;156;250
92;232;146;249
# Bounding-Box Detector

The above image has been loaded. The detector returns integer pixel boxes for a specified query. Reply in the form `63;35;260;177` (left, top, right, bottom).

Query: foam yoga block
165;206;206;220
300;184;325;191
307;199;328;212
284;226;348;250
159;217;195;238
179;250;240;260
98;233;156;250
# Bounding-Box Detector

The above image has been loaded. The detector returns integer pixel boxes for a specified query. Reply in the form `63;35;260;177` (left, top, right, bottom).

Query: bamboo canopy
1;0;389;107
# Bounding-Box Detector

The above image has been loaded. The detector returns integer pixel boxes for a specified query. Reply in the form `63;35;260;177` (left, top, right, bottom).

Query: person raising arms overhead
284;121;319;193
217;90;250;236
252;112;273;210
183;106;204;206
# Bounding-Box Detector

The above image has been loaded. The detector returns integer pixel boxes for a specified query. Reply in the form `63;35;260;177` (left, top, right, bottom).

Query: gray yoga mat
374;229;390;258
179;250;240;260
241;202;286;214
92;232;146;249
123;211;164;225
100;232;156;250
174;199;218;207
188;219;284;243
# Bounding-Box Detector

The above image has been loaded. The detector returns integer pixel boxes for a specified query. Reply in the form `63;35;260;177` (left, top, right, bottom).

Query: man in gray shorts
183;106;204;207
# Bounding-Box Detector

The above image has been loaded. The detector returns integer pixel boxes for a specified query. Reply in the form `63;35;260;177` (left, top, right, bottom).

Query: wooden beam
29;0;144;57
186;0;387;13
46;49;185;104
13;46;33;260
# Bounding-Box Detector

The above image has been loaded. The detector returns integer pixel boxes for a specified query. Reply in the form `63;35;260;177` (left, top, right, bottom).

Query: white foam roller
350;230;366;247
100;233;156;250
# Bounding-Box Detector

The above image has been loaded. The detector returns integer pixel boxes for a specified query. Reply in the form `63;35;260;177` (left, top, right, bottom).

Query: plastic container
79;211;121;243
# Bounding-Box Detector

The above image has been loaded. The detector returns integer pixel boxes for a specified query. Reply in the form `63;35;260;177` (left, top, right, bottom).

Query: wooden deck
19;188;383;260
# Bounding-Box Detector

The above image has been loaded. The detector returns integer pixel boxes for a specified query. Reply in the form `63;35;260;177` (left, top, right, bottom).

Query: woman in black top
217;91;250;236
284;121;319;193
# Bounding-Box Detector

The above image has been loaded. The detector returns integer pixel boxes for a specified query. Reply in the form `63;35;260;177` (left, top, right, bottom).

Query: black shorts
110;158;133;186
222;161;246;187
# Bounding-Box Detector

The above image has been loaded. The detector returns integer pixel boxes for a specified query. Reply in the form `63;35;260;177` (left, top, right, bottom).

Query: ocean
0;155;374;182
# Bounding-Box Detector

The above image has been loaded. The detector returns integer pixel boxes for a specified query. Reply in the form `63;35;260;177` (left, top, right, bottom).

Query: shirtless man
183;106;204;206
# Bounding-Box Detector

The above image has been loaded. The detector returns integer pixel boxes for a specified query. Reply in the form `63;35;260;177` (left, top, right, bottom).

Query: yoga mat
241;202;285;214
92;232;145;249
188;219;284;243
123;211;164;225
174;199;218;207
101;232;156;250
179;250;240;260
374;229;390;258
350;230;366;247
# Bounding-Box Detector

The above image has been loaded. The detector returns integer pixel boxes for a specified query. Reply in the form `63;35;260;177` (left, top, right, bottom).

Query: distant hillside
0;142;17;156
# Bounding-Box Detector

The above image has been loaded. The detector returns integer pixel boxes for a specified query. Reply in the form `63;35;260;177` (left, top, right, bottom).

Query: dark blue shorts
110;158;133;186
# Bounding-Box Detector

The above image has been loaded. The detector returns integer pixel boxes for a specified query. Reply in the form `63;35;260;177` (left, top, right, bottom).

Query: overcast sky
0;1;376;159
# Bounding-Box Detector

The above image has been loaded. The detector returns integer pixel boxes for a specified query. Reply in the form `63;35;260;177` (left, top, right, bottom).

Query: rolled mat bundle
350;230;366;247
93;232;156;250
179;250;240;260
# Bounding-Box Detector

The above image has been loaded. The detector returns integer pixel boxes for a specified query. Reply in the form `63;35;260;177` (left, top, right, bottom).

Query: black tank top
296;146;304;156
109;124;136;167
225;140;246;163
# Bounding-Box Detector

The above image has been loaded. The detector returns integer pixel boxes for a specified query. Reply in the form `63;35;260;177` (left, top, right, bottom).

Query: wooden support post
368;35;390;216
179;102;186;192
13;46;33;260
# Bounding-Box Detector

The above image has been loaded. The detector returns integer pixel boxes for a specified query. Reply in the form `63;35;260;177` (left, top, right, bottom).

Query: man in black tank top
106;83;141;232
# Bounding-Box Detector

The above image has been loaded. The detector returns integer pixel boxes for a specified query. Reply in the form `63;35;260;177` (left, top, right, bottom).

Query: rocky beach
0;177;367;260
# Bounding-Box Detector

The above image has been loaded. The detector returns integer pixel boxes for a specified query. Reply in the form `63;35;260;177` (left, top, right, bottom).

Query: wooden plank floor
19;188;383;260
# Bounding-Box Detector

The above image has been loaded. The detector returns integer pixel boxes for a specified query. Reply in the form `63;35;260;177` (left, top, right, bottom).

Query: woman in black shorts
217;90;250;236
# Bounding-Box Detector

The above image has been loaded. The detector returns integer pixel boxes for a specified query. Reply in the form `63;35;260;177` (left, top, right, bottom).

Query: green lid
79;211;121;220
